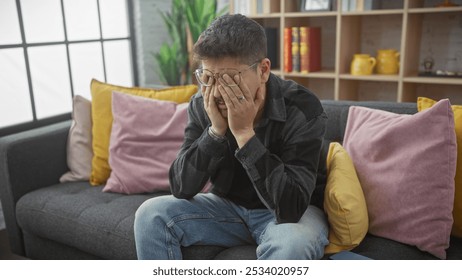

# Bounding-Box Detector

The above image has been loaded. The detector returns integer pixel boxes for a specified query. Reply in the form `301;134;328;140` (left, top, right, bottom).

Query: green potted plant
154;0;188;86
154;0;228;86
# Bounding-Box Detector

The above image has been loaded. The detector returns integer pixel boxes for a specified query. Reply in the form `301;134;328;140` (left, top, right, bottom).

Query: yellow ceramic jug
350;54;376;75
376;49;400;74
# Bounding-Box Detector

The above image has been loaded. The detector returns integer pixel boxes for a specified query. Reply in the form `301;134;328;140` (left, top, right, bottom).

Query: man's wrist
235;131;255;148
208;126;227;142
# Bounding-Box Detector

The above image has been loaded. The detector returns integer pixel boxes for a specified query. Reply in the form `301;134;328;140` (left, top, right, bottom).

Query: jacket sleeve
235;111;328;223
168;95;229;198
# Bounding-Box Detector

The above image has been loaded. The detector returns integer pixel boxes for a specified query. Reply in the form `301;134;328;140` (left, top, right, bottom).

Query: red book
300;27;321;73
283;27;292;73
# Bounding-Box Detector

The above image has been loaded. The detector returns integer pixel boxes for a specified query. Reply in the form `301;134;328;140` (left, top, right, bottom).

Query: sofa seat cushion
350;234;438;260
213;245;258;260
16;182;167;259
351;234;462;260
206;235;462;260
15;182;238;260
322;234;462;260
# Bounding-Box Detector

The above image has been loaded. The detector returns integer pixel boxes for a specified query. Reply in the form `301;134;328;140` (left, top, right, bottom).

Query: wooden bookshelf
230;0;462;103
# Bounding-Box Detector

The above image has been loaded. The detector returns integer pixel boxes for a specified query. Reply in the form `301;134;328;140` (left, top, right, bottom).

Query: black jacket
169;73;327;223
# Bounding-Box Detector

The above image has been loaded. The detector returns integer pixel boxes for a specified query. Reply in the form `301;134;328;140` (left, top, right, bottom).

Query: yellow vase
350;54;376;75
376;49;400;74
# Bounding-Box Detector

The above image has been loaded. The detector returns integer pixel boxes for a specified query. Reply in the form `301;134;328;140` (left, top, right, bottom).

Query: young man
134;14;328;260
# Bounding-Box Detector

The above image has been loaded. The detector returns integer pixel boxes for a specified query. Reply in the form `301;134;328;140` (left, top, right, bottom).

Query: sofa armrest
0;120;71;255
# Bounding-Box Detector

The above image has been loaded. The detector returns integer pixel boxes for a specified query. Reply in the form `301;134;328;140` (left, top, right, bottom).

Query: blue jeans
134;193;329;260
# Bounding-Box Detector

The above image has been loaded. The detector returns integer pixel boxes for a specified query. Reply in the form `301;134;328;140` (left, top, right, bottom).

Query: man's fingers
202;86;210;105
238;78;252;101
218;80;242;107
218;84;237;108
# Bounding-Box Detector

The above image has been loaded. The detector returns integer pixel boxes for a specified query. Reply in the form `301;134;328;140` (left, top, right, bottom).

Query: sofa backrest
320;100;418;144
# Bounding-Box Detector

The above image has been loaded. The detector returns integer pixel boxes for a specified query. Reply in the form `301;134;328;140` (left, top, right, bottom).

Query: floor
0;229;27;260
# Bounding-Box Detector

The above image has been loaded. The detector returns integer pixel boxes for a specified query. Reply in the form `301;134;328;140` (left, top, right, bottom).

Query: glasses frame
194;61;260;87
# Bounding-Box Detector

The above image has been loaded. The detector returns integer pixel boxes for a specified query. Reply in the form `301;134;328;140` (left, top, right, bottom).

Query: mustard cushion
418;97;462;237
90;79;197;185
323;142;368;254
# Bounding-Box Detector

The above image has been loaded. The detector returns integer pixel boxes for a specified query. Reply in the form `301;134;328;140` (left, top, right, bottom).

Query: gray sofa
1;100;462;260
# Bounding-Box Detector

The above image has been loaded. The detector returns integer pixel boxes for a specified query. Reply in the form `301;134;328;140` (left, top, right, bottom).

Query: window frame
0;0;138;137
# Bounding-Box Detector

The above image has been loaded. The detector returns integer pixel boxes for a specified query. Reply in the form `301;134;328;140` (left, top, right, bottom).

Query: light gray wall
134;0;171;87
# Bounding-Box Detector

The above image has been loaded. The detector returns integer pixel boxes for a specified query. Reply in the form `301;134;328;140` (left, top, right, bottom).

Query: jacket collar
262;73;287;123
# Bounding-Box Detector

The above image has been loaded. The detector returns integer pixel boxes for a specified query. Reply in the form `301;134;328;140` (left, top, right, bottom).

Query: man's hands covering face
203;84;228;136
206;74;264;148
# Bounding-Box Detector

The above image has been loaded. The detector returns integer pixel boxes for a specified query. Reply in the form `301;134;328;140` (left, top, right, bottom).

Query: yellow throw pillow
324;142;369;254
90;79;197;185
418;97;462;237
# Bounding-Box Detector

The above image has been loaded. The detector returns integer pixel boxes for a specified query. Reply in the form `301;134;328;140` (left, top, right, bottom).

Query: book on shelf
234;0;276;15
284;26;321;73
284;27;292;72
300;27;321;73
256;0;275;14
342;0;350;11
291;27;300;72
358;0;380;11
265;27;279;69
343;0;379;11
233;0;256;15
256;0;264;13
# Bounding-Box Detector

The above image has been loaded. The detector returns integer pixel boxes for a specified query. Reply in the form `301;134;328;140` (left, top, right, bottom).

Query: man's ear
260;58;271;83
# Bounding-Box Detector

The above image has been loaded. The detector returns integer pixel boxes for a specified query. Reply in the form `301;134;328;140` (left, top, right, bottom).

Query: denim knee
256;206;329;260
134;196;185;259
135;197;166;236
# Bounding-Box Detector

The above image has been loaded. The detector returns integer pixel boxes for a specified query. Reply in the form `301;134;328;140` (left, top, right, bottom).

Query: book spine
300;27;322;73
265;27;279;68
300;27;308;73
291;27;300;72
356;0;364;11
236;0;250;15
342;0;350;11
308;27;322;72
262;0;271;13
250;0;257;15
363;0;379;10
349;0;356;11
284;27;292;72
256;0;263;14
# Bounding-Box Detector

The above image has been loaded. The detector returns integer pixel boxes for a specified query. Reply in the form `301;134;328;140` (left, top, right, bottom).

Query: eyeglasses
194;62;259;87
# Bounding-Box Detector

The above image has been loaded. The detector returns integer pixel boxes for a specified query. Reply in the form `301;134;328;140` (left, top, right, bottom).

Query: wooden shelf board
284;70;336;79
250;13;282;19
403;76;462;85
271;70;282;76
341;9;404;16
284;11;337;18
339;74;400;82
407;7;462;14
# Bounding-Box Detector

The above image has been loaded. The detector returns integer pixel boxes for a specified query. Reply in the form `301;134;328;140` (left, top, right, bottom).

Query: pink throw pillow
343;99;457;259
103;91;188;194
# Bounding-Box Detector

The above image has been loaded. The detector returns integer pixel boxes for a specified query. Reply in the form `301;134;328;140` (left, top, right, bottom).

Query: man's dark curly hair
193;14;267;65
